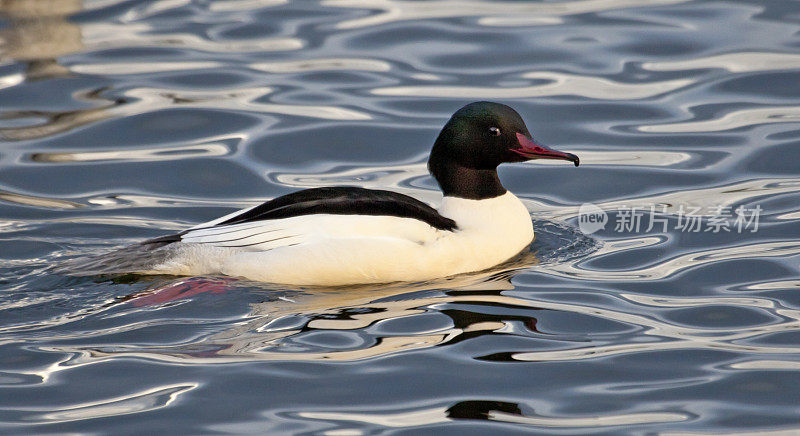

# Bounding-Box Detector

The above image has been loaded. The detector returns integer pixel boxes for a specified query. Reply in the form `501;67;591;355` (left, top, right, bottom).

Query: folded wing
144;187;457;251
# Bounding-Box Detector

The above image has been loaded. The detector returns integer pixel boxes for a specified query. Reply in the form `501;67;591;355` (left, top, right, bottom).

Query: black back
216;186;456;230
142;187;456;247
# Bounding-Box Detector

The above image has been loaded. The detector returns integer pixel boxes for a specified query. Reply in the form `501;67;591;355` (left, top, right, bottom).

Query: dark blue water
2;0;800;433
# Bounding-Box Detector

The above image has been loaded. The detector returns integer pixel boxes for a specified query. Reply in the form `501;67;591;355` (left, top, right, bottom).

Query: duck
67;101;579;286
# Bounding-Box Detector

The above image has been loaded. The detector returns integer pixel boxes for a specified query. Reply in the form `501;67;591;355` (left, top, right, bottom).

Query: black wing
217;186;457;231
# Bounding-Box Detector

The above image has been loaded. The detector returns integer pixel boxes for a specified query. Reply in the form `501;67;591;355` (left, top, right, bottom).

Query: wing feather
179;213;442;252
186;204;260;230
209;187;456;231
144;186;455;251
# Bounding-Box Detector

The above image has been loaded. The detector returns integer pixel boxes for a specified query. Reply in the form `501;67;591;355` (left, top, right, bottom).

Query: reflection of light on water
81;22;303;52
411;72;443;81
121;86;371;120
0;87;119;140
478;15;564;26
250;58;392;73
0;85;370;140
639;106;800;133
662;427;800;436
529;150;692;166
70;61;225;75
730;360;800;370
30;142;230;163
776;210;800;221
0;293;63;311
208;0;287;12
621;294;777;309
743;280;800;291
0;103;113;140
0;73;24;90
0;190;83;209
642;52;800;73
373;71;694;100
112;0;193;20
8;383;197;425
323;0;689;29
82;0;287;14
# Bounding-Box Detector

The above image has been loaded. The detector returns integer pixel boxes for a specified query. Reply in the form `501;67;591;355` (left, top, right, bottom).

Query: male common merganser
68;102;579;286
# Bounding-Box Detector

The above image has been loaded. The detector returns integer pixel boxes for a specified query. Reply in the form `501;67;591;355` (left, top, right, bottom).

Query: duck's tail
53;236;182;277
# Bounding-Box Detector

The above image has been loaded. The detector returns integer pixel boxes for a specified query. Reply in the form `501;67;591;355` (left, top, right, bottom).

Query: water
1;0;799;433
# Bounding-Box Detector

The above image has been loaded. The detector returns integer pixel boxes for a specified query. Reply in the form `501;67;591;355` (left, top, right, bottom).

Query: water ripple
0;85;371;142
0;191;83;209
642;52;800;73
81;22;303;53
70;61;226;75
30;142;231;163
122;86;372;120
640;106;800;133
251;58;392;73
324;0;690;29
1;383;197;425
373;71;694;100
15;270;799;371
546;240;800;282
207;0;287;12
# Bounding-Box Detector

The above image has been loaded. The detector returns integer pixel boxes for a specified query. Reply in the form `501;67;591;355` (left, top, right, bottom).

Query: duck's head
428;101;579;199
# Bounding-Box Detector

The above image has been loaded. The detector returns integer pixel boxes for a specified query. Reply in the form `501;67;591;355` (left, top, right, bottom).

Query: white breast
435;191;535;270
148;192;534;285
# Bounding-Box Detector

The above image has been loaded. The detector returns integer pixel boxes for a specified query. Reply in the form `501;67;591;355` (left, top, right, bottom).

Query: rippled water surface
2;0;800;433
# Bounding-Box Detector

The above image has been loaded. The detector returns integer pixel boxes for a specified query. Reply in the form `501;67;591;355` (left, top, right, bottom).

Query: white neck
439;191;530;230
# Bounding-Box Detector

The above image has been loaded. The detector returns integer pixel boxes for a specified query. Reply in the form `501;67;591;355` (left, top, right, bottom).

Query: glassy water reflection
1;0;800;433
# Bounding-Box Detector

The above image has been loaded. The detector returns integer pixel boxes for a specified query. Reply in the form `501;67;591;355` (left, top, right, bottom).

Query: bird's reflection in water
75;249;543;364
297;399;690;429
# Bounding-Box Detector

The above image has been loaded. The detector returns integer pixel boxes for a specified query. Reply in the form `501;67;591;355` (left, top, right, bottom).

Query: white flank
149;192;534;285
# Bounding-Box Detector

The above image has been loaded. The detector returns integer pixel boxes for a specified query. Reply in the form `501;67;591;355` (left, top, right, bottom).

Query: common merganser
67;102;579;286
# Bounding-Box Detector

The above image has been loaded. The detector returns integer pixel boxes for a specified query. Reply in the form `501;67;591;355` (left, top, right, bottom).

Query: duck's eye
489;126;501;136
